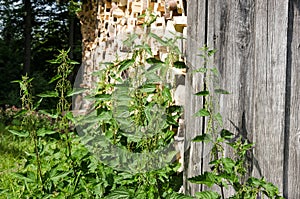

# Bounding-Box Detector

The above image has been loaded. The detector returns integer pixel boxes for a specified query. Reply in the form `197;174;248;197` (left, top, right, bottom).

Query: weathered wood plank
287;0;300;198
252;0;288;193
185;0;294;197
183;0;207;195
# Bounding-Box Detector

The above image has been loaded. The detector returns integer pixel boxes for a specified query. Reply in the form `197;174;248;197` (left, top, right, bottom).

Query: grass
0;122;31;196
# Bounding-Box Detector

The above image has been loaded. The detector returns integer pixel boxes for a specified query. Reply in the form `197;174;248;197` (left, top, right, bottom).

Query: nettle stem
19;76;44;189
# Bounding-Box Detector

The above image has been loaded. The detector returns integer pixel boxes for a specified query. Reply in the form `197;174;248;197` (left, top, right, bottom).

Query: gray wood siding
184;0;299;198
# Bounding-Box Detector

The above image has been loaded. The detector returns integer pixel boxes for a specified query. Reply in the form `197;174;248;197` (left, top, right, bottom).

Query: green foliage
0;31;184;198
0;0;81;107
188;46;284;199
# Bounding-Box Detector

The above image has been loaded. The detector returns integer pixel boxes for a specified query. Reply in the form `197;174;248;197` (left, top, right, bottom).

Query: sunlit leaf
188;172;217;187
8;130;29;137
118;59;135;72
192;134;212;143
49;74;62;84
37;128;57;137
194;108;210;117
195;91;209;96
37;91;58;98
195;191;220;199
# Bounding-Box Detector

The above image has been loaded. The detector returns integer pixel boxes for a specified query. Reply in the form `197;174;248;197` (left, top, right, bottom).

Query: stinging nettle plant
187;46;284;199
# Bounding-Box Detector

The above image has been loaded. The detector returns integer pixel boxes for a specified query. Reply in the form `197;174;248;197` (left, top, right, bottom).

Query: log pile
78;0;187;89
76;1;187;173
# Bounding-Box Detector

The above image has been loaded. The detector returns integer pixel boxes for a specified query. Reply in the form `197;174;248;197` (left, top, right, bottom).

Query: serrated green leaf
49;74;62;84
50;171;71;182
195;191;220;199
38;110;58;119
149;32;167;45
220;157;235;172
8;130;29;137
192;134;212;143
174;61;186;69
146;58;164;64
37;91;58;98
11;172;35;182
11;80;22;84
188;172;217;187
105;188;132;199
167;192;194;199
33;98;43;111
68;60;79;65
94;94;111;101
162;87;172;101
194;108;210;117
139;84;156;93
37;128;57;137
195;91;209;96
98;111;112;121
214;113;223;126
118;59;135;72
67;88;86;97
147;63;164;72
220;129;234;139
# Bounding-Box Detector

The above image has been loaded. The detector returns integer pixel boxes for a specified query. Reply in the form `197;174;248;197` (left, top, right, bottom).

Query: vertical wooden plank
287;0;300;197
252;0;288;192
206;0;256;196
208;0;288;194
183;0;207;195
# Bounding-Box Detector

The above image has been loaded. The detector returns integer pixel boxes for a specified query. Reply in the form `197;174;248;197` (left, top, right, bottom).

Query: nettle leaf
162;87;172;101
67;88;86;97
149;32;167;45
139;84;156;93
195;191;221;199
220;129;234;139
192;134;212;143
118;59;135;72
33;98;43;111
37;91;58;98
98;111;112;122
8;130;29;137
214;113;223;126
105;188;133;199
49;74;62;84
214;89;230;95
93;94;111;101
65;111;75;123
174;61;186;69
11;172;35;183
134;44;152;56
146;58;164;64
167;192;194;199
50;171;72;182
220;157;235;172
188;172;217;187
37;128;57;137
195;91;209;96
194;108;210;117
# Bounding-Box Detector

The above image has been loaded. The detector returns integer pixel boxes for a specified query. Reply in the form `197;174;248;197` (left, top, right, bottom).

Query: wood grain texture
183;0;207;195
185;0;299;197
286;0;300;198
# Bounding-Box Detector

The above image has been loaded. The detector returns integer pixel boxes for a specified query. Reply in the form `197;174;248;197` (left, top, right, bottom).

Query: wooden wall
184;0;300;198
